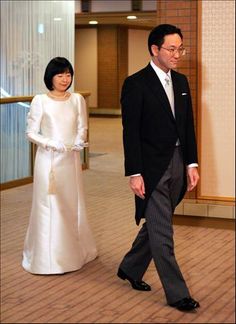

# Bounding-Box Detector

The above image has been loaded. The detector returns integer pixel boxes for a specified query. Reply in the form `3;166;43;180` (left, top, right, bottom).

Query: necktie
164;76;175;117
164;76;180;146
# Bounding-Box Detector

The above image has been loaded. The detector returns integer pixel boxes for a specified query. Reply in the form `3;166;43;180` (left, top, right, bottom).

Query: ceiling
75;11;157;28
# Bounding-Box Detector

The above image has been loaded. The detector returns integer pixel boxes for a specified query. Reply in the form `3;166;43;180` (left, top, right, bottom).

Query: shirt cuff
187;163;198;168
130;173;141;177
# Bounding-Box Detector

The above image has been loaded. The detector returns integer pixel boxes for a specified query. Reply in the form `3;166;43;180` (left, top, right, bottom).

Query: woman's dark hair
44;57;74;90
148;24;183;56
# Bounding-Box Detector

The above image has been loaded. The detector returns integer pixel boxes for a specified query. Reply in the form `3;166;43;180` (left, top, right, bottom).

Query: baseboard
175;199;235;219
173;214;235;230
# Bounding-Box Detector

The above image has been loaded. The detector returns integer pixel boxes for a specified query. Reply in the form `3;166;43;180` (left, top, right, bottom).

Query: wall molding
175;198;235;219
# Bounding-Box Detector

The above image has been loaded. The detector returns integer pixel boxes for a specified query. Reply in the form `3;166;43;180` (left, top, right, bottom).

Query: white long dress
22;93;97;274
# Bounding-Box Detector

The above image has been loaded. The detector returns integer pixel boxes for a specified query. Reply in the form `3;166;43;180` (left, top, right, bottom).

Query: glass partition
1;101;31;183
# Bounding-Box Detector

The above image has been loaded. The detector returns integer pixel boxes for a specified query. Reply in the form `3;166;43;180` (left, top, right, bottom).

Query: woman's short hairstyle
44;57;74;90
148;24;183;56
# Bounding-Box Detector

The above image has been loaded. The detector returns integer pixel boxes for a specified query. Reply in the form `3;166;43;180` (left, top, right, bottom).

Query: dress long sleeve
74;94;88;144
26;95;50;148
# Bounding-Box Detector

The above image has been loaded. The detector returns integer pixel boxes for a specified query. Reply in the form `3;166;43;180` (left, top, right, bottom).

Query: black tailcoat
121;63;198;225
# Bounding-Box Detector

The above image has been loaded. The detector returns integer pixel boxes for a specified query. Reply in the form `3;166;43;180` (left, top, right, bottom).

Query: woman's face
52;72;72;92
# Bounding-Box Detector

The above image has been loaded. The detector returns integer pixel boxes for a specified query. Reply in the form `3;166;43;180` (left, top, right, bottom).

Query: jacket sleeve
121;77;143;176
184;77;198;165
26;95;50;148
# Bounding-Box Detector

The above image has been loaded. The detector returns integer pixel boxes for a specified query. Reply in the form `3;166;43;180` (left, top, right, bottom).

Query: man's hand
129;175;145;199
187;167;199;191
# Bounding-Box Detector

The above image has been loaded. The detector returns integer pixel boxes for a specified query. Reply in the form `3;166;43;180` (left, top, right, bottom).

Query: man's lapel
143;64;175;121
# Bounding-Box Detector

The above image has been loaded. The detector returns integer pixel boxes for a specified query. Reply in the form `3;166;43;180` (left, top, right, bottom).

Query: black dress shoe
117;268;151;291
169;297;200;311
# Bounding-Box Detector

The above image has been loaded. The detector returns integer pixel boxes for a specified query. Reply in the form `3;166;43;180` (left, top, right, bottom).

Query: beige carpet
1;117;235;323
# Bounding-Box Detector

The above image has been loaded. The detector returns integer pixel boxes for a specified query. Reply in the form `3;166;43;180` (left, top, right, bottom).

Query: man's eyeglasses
161;46;186;56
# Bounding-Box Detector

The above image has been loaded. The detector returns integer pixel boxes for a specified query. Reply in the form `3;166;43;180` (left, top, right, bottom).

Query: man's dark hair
148;24;183;56
44;57;74;90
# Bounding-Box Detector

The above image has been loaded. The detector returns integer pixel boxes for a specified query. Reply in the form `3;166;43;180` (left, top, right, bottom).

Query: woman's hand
46;140;66;153
71;141;89;151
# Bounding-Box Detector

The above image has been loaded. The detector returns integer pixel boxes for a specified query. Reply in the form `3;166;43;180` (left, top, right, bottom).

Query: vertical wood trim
197;0;202;200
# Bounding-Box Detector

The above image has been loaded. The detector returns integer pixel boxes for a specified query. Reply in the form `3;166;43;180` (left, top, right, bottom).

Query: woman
22;57;97;274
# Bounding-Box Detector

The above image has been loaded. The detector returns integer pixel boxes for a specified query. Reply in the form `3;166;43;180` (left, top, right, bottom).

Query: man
117;24;200;312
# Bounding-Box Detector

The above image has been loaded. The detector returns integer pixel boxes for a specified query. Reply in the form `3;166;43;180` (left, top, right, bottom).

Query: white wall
142;0;156;11
75;0;156;13
74;28;97;107
91;0;131;12
200;0;235;199
128;29;150;75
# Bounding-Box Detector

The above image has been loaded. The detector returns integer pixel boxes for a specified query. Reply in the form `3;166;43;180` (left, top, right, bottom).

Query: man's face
151;33;184;72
